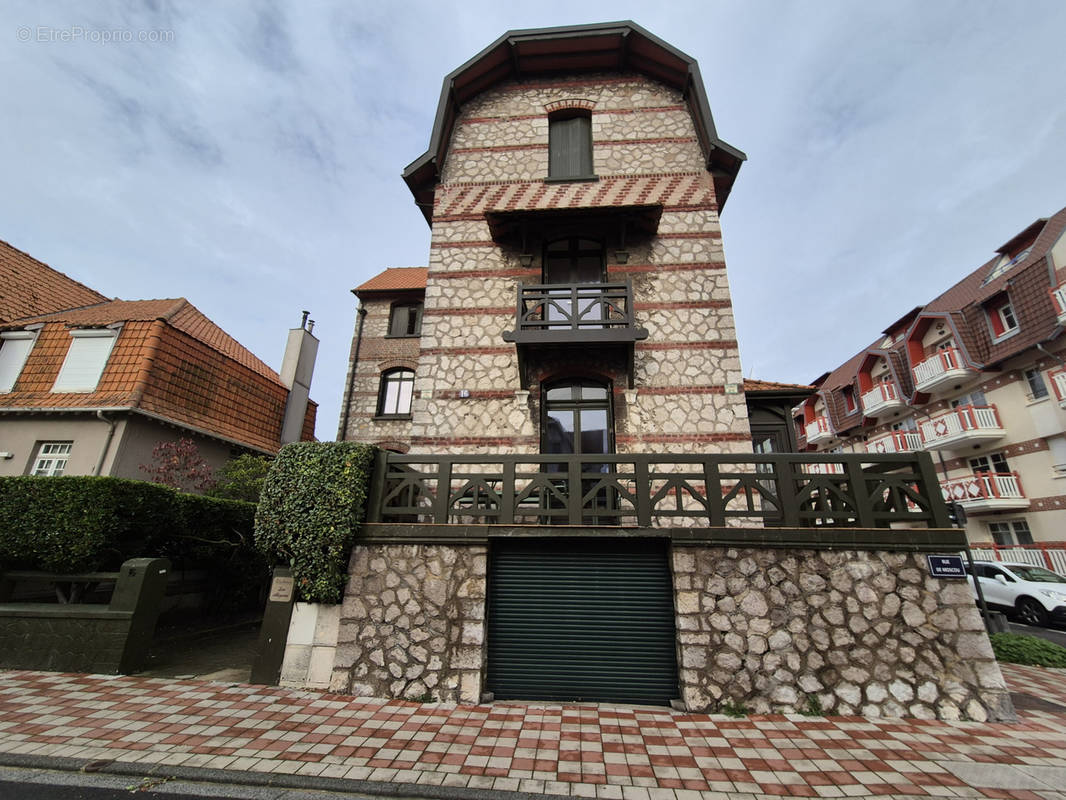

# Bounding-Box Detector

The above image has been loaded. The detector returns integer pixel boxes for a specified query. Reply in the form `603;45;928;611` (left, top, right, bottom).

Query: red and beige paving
0;664;1064;799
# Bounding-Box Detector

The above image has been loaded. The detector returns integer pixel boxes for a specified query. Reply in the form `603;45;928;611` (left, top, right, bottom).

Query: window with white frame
969;452;1010;475
376;368;415;417
986;295;1019;340
0;330;36;392
31;442;72;476
987;519;1033;546
52;329;118;392
1023;368;1049;400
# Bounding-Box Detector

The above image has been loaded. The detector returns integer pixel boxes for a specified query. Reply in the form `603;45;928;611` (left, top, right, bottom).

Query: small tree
140;438;215;493
208;454;273;504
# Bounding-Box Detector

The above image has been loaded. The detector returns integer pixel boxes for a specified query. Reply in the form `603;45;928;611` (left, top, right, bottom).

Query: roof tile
355;268;428;294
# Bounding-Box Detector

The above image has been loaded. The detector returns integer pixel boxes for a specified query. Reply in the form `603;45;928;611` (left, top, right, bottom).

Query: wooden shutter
549;116;592;178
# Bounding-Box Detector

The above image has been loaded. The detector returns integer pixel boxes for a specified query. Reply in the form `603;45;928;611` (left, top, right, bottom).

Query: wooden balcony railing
804;416;832;442
367;452;952;529
860;381;902;415
941;471;1026;506
913;347;973;391
502;281;648;344
866;431;922;454
918;404;1003;448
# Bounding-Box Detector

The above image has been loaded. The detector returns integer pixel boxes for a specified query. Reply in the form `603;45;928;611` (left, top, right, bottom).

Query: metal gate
487;538;678;705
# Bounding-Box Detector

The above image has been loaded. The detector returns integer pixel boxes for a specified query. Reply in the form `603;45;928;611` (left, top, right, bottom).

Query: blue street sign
926;554;967;578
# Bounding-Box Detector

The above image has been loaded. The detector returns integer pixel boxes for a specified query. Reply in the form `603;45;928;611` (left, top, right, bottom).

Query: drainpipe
338;301;367;441
93;410;117;476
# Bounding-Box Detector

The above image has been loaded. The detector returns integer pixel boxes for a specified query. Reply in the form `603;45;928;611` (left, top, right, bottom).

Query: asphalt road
1007;619;1066;648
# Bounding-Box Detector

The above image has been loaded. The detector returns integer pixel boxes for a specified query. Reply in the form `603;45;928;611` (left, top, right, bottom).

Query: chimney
279;311;319;445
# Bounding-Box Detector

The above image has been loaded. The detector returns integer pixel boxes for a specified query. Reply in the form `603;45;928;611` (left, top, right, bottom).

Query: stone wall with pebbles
672;547;1013;721
329;544;487;704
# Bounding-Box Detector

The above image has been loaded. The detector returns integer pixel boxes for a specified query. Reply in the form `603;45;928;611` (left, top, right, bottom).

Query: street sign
926;554;966;578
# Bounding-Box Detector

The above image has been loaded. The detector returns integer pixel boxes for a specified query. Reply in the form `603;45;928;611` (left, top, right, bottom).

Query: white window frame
987;519;1033;546
0;330;37;393
31;442;72;476
52;328;118;393
1023;368;1049;400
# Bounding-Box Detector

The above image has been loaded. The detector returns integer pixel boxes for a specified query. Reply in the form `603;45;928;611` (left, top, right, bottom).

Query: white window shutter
52;330;118;392
0;332;36;393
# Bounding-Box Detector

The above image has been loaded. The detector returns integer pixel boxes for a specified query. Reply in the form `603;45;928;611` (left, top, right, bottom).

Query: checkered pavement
0;664;1063;799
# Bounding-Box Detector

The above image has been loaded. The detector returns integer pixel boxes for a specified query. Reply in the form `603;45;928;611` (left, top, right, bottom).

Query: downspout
338;301;367;441
93;410;117;476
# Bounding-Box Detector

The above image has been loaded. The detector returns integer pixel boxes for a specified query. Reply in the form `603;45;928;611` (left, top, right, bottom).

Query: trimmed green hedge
254;442;376;604
0;476;263;610
990;632;1066;668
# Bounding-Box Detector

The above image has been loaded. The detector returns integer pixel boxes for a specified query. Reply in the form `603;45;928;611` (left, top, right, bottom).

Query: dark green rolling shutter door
487;538;678;705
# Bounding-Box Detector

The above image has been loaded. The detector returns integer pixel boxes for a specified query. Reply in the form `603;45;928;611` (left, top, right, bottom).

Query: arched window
548;111;593;180
377;368;415;417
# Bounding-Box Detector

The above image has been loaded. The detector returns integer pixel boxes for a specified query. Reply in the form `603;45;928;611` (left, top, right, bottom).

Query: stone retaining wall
672;547;1013;721
330;544;487;703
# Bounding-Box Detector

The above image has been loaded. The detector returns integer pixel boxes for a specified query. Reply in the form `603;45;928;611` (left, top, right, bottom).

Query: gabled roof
0;239;108;322
354;267;429;295
403;21;746;224
743;379;813;392
9;298;281;385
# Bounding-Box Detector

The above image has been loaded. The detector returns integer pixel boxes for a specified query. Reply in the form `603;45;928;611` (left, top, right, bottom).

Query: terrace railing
367;452;951;529
502;281;648;344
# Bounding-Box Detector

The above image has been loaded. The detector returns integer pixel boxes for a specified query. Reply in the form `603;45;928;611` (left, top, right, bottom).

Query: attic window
982;246;1032;285
842;386;857;414
0;331;36;393
52;329;118;393
548;111;594;181
986;295;1019;341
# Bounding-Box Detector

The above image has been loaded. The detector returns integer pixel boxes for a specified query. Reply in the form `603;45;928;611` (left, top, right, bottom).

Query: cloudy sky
3;1;1065;438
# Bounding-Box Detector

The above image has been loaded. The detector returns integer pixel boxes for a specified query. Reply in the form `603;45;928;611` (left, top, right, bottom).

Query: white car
967;560;1066;627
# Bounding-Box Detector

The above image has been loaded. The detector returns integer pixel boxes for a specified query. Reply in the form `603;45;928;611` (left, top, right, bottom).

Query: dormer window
548;111;593;180
986;295;1019;341
52;329;118;393
388;302;423;337
842;386;857;414
0;330;36;393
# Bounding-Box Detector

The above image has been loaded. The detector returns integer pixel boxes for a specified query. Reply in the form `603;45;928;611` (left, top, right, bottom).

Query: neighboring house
321;23;1007;723
794;206;1066;545
0;239;317;480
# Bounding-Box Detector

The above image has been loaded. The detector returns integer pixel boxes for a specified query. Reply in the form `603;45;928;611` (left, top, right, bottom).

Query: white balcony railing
806;462;845;475
1051;285;1066;324
919;404;1004;450
912;347;974;392
941;471;1027;512
860;380;904;416
866;431;922;454
804;416;833;444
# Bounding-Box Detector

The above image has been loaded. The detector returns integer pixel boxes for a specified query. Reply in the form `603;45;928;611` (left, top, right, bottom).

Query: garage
486;537;678;705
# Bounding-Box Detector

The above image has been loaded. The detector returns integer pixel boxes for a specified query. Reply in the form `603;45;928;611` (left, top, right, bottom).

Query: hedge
0;476;263;610
254;442;376;604
990;632;1066;669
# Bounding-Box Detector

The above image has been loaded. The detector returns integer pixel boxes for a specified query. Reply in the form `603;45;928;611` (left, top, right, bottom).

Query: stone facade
330;544;487;703
672;547;1013;721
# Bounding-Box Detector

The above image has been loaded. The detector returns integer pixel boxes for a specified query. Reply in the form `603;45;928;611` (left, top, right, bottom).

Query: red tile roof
743;379;813;392
9;298;281;385
355;268;428;294
0;239;108;322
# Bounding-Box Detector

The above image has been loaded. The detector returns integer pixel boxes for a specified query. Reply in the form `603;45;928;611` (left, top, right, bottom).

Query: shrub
990;632;1066;668
254;442;376;604
140;438;215;492
207;454;273;503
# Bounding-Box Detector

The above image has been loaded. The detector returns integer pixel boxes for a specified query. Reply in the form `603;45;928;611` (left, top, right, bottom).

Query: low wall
673;547;1012;721
330;543;487;702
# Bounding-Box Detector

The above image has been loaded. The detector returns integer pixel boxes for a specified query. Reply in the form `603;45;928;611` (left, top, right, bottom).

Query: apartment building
795;207;1066;545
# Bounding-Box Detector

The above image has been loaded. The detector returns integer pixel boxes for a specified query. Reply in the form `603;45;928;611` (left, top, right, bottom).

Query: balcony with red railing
804;416;833;445
918;404;1004;450
860;380;905;417
866;431;922;454
941;471;1028;512
912;347;976;393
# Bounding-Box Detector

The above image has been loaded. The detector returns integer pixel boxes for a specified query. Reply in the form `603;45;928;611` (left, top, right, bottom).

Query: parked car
966;560;1066;627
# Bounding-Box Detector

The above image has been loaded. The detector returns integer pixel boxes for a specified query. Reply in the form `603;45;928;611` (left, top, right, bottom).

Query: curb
0;751;573;800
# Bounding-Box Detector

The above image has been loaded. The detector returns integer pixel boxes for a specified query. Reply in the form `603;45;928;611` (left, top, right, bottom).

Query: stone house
794;207;1066;549
0;238;318;480
331;22;1009;721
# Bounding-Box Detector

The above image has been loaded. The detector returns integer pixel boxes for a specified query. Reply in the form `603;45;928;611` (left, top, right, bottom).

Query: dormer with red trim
983;291;1020;343
857;351;906;417
906;314;979;395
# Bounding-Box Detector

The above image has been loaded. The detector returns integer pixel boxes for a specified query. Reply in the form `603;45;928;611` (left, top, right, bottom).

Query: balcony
1051;285;1066;325
860;380;905;417
912;348;976;393
368;451;953;530
502;281;648;387
866;431;922;454
941;471;1028;513
918;404;1005;450
804;416;833;445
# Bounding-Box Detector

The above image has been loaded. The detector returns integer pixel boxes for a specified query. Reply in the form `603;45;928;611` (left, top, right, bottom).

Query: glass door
541;379;613;522
542;238;605;328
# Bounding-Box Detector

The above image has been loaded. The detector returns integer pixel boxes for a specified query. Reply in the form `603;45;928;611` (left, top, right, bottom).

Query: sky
3;1;1065;439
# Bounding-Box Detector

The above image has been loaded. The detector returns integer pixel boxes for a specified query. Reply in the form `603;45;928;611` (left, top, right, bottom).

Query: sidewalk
0;663;1064;800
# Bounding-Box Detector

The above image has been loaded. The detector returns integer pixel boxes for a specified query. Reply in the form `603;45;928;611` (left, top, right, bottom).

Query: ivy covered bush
990;632;1066;668
0;476;263;610
254;442;376;604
